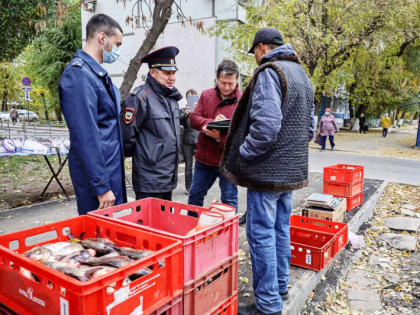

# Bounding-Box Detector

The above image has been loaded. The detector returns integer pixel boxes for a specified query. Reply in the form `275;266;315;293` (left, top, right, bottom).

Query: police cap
141;46;179;71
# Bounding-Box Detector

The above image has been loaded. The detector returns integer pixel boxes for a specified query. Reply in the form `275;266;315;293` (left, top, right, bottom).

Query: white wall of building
81;0;246;101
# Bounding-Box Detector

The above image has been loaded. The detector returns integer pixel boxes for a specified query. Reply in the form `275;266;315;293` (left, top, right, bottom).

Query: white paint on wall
81;0;247;99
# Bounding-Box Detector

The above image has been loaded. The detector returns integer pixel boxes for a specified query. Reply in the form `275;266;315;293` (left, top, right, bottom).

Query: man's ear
149;69;156;78
98;32;106;46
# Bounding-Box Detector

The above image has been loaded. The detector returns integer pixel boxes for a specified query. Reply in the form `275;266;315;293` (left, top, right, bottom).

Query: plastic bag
314;134;323;146
348;231;365;249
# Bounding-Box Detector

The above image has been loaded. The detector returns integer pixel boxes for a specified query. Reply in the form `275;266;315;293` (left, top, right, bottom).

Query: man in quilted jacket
220;28;315;315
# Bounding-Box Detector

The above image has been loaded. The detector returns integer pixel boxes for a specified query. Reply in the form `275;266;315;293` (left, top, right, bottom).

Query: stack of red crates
323;164;364;211
89;198;239;315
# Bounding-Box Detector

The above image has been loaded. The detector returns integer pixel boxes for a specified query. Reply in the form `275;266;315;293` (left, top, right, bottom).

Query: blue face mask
103;35;120;64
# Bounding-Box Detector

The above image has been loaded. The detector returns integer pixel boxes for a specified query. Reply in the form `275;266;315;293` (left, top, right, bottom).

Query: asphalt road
309;149;420;185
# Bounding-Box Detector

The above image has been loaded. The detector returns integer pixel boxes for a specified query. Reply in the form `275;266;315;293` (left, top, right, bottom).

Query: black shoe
280;291;289;301
239;212;247;226
238;304;282;315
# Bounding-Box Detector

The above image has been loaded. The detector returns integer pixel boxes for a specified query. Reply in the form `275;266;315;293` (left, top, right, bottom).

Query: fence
0;121;69;139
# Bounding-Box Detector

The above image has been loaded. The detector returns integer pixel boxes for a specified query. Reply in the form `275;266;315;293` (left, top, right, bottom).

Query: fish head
30;248;52;262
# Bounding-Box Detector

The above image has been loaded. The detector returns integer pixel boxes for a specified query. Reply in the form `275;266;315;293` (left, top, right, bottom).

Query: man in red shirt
189;60;242;209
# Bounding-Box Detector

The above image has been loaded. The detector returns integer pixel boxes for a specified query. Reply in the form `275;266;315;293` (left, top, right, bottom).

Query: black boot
239;211;247;226
280;291;289;301
238;304;281;315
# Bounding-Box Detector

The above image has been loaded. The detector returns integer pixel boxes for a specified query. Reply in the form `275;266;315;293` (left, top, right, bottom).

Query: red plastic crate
290;227;335;271
183;256;238;315
324;164;364;183
323;179;363;197
0;216;183;315
290;215;348;255
89;198;239;284
210;294;238;315
149;294;182;315
337;192;363;211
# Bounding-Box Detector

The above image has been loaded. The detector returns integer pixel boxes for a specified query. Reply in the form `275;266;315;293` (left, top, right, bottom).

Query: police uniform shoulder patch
71;58;84;67
124;107;135;124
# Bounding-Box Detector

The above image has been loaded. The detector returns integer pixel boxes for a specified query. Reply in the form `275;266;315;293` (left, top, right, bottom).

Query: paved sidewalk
310;128;416;153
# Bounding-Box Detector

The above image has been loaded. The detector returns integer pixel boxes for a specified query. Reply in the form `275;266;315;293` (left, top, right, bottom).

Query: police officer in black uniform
121;47;182;201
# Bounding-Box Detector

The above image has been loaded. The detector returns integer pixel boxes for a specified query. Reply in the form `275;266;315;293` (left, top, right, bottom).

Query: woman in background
319;108;339;151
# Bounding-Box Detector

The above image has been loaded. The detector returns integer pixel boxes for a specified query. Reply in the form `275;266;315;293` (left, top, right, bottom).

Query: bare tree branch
119;0;174;98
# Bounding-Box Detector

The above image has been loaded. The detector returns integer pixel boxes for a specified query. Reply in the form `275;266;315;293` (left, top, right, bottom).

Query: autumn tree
1;0;73;62
24;2;82;119
0;62;22;111
212;0;420;112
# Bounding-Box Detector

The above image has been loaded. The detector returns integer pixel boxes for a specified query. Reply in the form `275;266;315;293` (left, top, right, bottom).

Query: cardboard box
302;198;346;222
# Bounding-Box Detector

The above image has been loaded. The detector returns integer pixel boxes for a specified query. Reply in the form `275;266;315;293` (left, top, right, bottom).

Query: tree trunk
1;89;7;111
413;112;419;121
393;108;400;125
119;0;175;99
355;105;368;118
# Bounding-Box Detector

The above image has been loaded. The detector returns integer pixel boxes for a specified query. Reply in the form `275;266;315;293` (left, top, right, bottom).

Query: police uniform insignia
124;107;135;124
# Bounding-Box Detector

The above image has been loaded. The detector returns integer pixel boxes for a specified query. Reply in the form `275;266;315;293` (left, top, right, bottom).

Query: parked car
18;110;39;123
0;112;10;122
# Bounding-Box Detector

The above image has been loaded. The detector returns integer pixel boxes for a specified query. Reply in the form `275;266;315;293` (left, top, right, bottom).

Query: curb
283;181;389;315
0;196;76;214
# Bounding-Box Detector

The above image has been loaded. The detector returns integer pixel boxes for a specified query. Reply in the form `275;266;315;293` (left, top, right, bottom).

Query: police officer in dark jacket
121;47;182;201
59;14;127;215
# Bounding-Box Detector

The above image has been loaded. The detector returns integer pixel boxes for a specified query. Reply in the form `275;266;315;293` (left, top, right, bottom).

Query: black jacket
121;75;182;193
359;116;366;125
179;108;199;145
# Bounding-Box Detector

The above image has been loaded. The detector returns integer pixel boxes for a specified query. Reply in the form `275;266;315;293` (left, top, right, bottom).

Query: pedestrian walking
381;113;391;138
180;89;199;195
9;106;18;124
220;28;315;315
58;14;127;215
188;60;242;209
359;113;366;134
121;47;182;201
319;108;339;151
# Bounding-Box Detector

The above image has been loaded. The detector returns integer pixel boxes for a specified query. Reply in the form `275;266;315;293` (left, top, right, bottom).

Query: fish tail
78;232;86;240
67;232;75;240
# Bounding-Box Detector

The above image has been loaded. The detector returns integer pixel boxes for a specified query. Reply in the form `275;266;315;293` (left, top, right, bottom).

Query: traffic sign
24;91;31;101
21;86;32;91
22;77;32;86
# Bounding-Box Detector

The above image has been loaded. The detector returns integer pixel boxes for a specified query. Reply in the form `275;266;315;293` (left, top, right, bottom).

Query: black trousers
359;124;366;134
135;191;172;201
183;143;196;190
382;128;388;138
